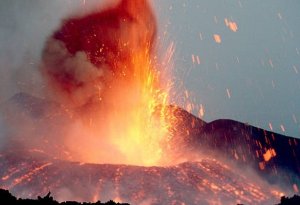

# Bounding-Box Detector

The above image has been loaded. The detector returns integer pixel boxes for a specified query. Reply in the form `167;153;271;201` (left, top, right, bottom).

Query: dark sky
0;0;299;137
154;0;300;137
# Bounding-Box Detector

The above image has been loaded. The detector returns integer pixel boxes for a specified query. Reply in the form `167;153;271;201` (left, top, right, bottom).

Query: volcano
1;0;300;204
1;92;299;205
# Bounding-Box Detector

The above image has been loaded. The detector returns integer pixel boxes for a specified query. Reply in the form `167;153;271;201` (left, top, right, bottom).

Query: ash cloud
41;38;107;107
0;0;111;156
40;0;157;107
0;0;112;101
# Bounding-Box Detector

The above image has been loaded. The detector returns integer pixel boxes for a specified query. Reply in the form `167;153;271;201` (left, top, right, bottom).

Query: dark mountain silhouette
1;188;300;205
277;195;300;205
0;188;129;205
199;118;300;186
156;103;300;188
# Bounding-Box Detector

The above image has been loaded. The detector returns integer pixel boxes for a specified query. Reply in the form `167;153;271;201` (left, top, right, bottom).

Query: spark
213;34;222;44
292;114;298;124
269;59;274;68
196;56;201;64
192;54;201;65
198;104;205;118
293;65;298;74
224;18;238;32
238;0;243;8
263;149;276;162
293;184;299;193
215;63;220;70
186;103;192;113
268;122;273;131
280;125;286;132
199;32;203;40
259;162;265;170
271;80;275;88
214;16;218;24
226;88;231;99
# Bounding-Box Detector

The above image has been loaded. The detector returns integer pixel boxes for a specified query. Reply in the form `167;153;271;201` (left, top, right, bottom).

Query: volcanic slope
0;93;300;204
0;149;283;205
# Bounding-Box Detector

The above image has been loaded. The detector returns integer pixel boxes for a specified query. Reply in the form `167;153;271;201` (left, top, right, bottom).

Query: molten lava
0;151;285;205
41;0;173;166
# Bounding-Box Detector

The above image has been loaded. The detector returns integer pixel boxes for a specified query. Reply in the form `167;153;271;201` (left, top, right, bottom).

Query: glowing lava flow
0;152;284;205
41;0;174;166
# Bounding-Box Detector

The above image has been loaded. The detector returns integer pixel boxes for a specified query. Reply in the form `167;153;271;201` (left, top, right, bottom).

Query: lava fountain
41;0;174;166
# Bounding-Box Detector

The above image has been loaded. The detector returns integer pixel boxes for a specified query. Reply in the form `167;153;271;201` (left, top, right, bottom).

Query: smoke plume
41;0;157;107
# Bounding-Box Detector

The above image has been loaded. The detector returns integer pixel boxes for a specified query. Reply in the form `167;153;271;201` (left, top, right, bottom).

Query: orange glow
224;18;238;32
105;52;172;166
64;42;175;166
1;175;9;180
113;196;123;203
213;34;222;43
40;0;181;166
10;163;52;189
263;148;276;162
258;162;265;170
271;190;285;198
198;104;205;118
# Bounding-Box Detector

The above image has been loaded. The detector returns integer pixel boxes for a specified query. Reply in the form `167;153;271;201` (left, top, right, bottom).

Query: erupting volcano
40;0;173;166
1;0;300;205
